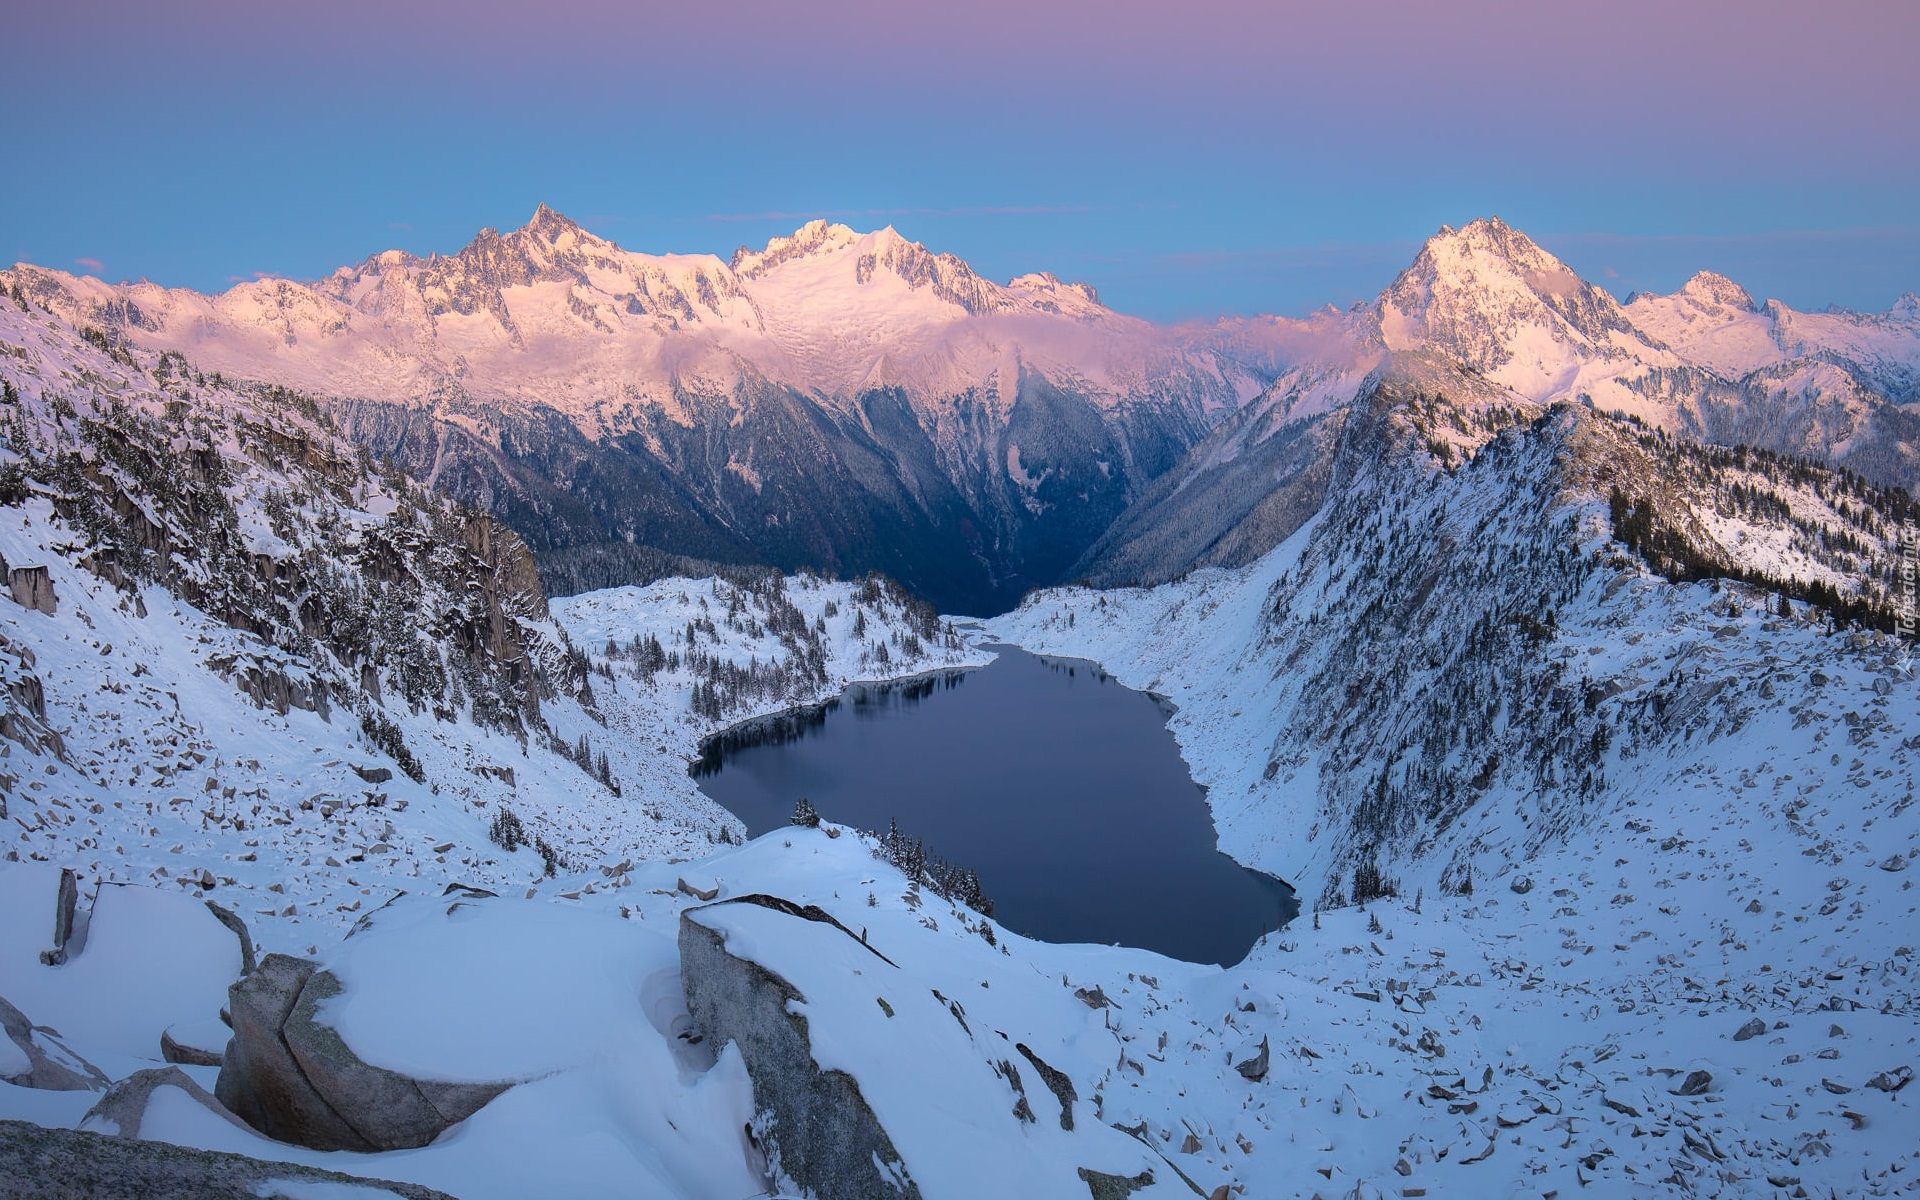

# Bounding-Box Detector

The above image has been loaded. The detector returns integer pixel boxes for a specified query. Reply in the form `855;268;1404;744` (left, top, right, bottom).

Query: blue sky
6;0;1916;320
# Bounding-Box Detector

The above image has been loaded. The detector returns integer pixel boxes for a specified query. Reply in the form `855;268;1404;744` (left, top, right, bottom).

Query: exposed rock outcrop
0;995;109;1092
81;1066;251;1140
201;900;257;977
679;892;1189;1199
160;1022;227;1067
214;953;511;1151
1233;1036;1269;1082
7;565;56;615
680;898;922;1200
35;868;78;966
0;1118;458;1200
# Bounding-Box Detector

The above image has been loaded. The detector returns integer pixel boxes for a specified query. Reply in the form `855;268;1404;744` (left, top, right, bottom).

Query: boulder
1074;984;1112;1010
1673;1069;1713;1096
7;565;56;615
81;1066;251;1139
29;869;80;967
215;953;510;1152
0;1117;457;1200
1865;1066;1912;1093
49;869;77;963
0;995;109;1091
160;1019;229;1068
1234;1035;1270;1082
1733;1017;1767;1042
215;954;368;1151
282;968;512;1151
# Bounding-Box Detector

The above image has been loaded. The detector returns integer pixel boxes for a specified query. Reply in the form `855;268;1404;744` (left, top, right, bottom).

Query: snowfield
4;515;1914;1196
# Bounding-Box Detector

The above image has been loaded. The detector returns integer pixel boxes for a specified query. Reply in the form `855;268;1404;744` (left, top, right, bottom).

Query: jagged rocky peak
333;247;421;282
452;205;605;276
1376;215;1638;362
521;201;584;244
1675;269;1758;312
729;219;861;275
732;220;1008;314
1007;271;1105;317
1398;216;1596;307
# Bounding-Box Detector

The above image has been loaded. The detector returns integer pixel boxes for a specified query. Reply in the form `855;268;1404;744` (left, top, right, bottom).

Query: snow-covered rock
0;994;108;1092
215;953;511;1153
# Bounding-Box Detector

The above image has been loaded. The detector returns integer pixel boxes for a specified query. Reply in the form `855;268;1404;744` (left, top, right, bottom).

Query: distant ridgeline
7;213;1919;614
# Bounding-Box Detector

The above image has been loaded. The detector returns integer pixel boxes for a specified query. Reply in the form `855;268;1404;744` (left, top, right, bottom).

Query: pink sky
7;0;1916;317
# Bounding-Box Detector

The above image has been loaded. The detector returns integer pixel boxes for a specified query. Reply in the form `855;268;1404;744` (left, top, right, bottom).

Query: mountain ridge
7;211;1917;613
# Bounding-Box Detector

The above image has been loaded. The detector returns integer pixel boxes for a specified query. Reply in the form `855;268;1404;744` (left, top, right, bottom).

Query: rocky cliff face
0;296;584;771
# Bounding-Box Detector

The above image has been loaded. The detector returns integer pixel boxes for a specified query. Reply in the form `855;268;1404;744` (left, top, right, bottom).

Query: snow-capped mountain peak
1371;216;1651;398
729;218;864;275
1675;268;1758;313
1005;271;1106;318
733;220;1013;317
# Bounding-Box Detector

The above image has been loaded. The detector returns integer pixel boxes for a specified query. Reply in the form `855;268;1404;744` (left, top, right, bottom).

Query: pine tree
791;796;821;828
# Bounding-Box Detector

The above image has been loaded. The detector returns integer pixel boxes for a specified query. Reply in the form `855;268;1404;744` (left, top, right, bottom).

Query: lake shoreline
689;640;1299;966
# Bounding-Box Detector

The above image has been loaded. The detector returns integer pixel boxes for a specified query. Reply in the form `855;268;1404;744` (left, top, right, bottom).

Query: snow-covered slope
0;290;986;944
990;393;1919;1197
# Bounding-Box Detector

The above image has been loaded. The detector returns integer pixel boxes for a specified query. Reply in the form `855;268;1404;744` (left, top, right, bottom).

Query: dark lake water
691;644;1296;966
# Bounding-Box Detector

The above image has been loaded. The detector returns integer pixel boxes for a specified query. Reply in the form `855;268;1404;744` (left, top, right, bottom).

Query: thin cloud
1154;241;1422;270
74;256;104;272
1538;225;1920;251
700;204;1092;223
388;222;413;231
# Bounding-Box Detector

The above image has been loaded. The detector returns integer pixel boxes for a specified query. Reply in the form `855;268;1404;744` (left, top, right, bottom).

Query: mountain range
8;211;1918;612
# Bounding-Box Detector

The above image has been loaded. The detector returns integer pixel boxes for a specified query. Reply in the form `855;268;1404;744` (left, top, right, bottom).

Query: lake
691;644;1296;966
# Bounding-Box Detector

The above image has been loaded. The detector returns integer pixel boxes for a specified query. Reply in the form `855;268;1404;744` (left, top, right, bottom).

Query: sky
5;0;1917;321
